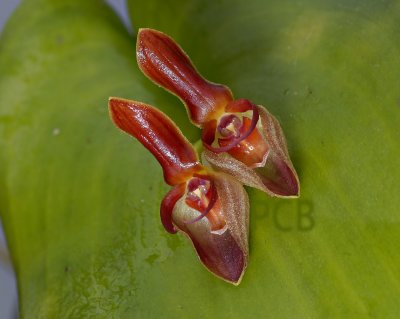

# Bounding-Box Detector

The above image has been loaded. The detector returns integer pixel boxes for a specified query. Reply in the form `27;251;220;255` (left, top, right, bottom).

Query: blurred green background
0;3;21;319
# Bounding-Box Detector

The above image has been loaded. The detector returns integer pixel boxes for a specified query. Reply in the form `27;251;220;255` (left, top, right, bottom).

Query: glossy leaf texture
0;0;399;318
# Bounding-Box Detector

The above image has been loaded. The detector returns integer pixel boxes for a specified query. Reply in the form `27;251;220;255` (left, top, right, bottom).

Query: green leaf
0;0;399;318
128;1;400;318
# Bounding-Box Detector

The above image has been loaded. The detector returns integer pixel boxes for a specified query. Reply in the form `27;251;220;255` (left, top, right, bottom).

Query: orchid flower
136;28;300;198
109;97;249;285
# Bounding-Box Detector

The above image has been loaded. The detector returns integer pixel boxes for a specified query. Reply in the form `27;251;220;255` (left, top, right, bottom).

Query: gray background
0;1;130;318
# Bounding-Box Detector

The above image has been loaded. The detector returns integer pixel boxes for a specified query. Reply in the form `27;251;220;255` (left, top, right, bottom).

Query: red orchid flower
137;28;300;198
109;97;249;285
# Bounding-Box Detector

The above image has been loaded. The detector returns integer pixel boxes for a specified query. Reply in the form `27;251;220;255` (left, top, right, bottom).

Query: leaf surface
0;0;399;318
128;0;400;318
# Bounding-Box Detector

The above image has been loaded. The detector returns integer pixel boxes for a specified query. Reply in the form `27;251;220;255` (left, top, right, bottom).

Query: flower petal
109;97;202;185
160;184;186;234
212;173;249;260
203;105;300;198
224;98;253;113
136;28;233;125
171;172;249;285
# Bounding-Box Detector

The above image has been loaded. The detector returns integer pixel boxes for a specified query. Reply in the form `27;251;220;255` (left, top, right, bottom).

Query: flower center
219;116;269;168
217;114;242;139
184;176;225;230
186;177;212;211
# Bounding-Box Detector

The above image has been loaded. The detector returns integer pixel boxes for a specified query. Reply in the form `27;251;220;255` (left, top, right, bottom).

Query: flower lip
171;172;249;285
202;101;260;153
